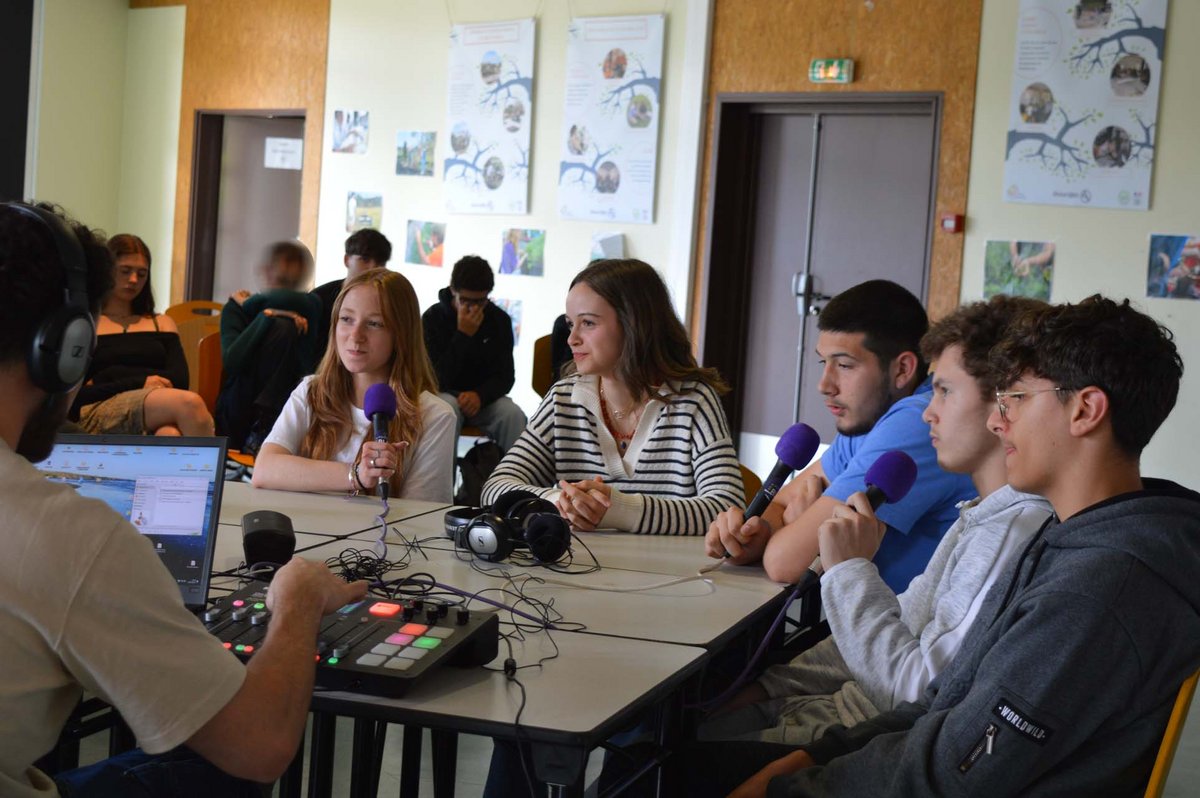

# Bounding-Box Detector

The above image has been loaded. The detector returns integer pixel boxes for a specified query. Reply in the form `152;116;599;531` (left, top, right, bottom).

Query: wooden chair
739;462;762;506
531;334;553;397
1144;669;1200;798
165;300;222;391
197;332;223;416
198;332;256;471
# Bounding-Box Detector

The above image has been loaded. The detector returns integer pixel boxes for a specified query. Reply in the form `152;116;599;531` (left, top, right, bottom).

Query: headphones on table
2;203;94;393
444;490;572;564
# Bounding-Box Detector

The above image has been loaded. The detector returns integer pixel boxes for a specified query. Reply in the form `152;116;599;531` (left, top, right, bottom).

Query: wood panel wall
694;0;984;327
131;0;329;304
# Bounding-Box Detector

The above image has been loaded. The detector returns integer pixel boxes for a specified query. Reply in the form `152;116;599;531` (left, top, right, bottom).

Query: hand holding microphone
705;423;821;563
362;383;403;500
815;450;918;573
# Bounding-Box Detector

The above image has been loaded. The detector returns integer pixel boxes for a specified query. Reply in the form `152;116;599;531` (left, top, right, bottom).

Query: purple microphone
743;423;822;521
363;383;397;499
863;450;918;510
804;450;919;581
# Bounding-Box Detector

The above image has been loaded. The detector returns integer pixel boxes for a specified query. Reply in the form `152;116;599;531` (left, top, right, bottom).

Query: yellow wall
116;5;185;300
32;0;128;232
157;0;330;303
962;0;1199;482
695;0;985;326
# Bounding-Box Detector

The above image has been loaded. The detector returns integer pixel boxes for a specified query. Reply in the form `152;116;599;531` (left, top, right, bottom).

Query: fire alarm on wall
940;213;964;234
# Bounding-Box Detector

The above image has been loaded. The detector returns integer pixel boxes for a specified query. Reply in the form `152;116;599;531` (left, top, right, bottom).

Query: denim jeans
53;747;264;798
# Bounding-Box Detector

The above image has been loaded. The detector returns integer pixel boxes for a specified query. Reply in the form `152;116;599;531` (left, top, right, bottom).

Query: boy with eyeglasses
698;296;1200;797
422;255;526;452
697;296;1053;750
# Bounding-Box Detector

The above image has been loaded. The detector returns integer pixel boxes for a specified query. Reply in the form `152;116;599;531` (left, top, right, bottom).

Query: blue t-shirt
821;379;976;592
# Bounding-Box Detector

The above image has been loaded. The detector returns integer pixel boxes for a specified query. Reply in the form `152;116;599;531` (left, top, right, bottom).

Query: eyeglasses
994;387;1068;422
454;293;490;309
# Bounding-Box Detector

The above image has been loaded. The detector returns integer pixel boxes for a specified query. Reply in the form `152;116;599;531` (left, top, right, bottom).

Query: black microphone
743;423;822;521
363;383;397;500
725;424;821;558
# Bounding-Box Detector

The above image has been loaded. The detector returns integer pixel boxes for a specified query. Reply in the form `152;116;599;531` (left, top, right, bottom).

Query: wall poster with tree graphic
557;14;664;224
443;18;534;215
1003;0;1167;210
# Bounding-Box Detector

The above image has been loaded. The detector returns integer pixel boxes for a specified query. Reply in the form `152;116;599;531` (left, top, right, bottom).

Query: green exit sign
809;58;855;84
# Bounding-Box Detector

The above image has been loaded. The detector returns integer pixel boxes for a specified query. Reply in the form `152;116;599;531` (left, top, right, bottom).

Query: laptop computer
37;434;228;612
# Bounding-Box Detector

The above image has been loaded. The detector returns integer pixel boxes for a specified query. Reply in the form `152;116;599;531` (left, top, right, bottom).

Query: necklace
104;312;143;332
599;380;637;420
599;383;645;454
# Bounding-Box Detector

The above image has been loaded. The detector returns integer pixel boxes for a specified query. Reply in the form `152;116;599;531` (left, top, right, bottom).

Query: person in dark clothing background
311;228;392;344
215;240;321;454
422;255;526;451
549;313;572;382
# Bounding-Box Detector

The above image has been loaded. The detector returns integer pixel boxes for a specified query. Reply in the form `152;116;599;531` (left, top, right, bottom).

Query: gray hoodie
771;479;1200;798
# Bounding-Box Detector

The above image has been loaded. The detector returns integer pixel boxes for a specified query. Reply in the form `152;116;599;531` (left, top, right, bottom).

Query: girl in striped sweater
481;258;743;535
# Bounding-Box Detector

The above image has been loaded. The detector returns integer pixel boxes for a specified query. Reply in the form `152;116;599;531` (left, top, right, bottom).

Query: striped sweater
481;374;744;535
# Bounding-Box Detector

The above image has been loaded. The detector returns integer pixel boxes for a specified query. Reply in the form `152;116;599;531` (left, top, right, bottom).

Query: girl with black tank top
70;235;214;437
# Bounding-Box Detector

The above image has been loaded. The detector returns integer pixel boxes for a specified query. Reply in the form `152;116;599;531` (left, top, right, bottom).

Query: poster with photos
984;240;1055;300
1146;234;1200;300
443;19;535;214
557;14;664;224
332;110;369;154
1002;0;1168;210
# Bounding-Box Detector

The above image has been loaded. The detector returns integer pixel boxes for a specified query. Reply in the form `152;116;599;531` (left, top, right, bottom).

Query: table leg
307;712;336;798
350;718;378;798
431;729;458;798
399;725;423;797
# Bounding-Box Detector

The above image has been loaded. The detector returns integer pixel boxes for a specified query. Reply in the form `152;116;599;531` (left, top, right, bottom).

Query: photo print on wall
332;109;370;154
406;220;447;267
984;240;1055;301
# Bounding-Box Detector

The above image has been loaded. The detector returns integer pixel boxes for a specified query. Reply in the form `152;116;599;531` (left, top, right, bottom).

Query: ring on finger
370;457;377;468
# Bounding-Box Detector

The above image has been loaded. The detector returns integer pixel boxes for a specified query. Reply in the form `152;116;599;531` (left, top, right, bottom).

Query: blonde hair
301;270;438;463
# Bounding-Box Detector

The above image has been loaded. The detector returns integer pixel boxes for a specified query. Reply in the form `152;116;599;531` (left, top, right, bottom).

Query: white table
217;480;449;537
330;506;793;649
209;488;790;797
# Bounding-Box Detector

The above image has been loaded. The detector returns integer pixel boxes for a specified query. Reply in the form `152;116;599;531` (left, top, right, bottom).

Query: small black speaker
242;510;296;578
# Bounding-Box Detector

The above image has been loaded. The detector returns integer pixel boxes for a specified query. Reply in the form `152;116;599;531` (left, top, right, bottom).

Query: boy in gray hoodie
717;296;1200;798
699;296;1053;745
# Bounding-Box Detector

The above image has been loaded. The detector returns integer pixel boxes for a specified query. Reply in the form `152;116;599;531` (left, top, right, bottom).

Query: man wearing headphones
0;203;367;796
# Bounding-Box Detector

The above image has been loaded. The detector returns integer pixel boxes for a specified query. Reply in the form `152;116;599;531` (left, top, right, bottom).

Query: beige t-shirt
0;442;246;797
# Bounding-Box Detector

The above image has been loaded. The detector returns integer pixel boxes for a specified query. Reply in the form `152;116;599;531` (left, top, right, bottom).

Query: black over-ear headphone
3;203;94;393
451;489;571;564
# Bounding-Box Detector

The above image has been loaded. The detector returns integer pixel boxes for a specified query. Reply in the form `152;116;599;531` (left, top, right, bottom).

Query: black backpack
455;439;503;506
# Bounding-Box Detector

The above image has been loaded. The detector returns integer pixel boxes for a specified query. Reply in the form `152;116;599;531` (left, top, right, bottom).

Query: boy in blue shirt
707;280;974;591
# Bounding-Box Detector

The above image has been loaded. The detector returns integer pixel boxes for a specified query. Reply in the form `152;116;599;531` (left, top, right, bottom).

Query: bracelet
353;460;369;492
348;462;360;496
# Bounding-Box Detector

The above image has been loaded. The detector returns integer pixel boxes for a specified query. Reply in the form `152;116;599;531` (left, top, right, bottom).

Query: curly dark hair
989;295;1182;457
567;258;728;399
818;280;929;389
0;203;113;366
920;295;1048;400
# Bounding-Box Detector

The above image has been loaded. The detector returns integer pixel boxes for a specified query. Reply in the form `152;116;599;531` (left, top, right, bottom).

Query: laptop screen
38;434;227;611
